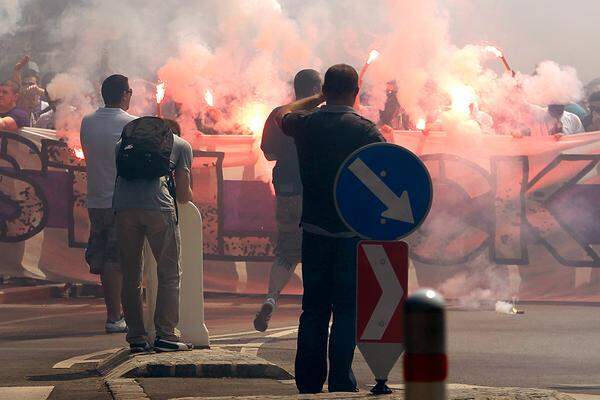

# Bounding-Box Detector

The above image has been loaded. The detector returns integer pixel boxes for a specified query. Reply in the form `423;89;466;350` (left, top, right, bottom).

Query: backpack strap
166;171;179;225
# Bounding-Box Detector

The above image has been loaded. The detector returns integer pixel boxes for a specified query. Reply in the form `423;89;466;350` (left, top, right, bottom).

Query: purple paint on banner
25;170;71;229
549;184;600;244
222;180;276;234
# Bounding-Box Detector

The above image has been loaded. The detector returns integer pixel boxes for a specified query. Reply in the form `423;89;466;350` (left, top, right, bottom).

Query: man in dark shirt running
275;64;385;394
254;69;322;332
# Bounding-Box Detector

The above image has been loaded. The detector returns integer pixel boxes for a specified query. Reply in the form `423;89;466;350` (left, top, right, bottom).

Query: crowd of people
3;55;600;138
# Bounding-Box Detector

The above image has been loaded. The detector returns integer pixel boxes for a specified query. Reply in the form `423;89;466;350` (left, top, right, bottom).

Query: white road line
239;327;298;357
52;348;122;369
211;325;297;340
0;309;103;327
0;386;53;400
0;304;95;309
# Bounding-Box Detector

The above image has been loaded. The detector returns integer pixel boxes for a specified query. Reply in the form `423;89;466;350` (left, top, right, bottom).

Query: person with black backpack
113;115;194;353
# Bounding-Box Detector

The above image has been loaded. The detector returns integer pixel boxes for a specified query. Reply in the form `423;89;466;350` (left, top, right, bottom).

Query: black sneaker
253;299;275;332
130;342;151;353
154;337;193;352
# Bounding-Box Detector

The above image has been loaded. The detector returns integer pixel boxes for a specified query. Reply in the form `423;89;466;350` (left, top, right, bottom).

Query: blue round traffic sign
334;143;432;240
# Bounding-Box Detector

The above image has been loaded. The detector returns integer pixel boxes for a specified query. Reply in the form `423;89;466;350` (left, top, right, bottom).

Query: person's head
293;69;322;100
22;75;39;88
163;118;181;136
386;80;398;96
101;74;131;110
548;104;566;120
322;64;359;106
0;80;20;111
588;92;600;113
589;92;600;128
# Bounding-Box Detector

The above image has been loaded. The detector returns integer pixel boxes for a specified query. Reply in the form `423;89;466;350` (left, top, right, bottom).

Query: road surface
0;296;598;399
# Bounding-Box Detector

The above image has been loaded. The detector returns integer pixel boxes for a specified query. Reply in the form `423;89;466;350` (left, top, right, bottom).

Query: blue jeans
295;231;360;393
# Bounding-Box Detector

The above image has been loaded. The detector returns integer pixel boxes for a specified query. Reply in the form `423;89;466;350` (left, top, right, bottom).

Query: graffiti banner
1;128;598;301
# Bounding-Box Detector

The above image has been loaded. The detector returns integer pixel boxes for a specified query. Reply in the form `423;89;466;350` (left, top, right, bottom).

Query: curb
171;387;578;400
106;378;149;400
99;348;294;381
0;284;66;303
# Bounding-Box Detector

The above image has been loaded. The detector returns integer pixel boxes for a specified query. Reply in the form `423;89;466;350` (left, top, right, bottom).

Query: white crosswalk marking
0;386;53;400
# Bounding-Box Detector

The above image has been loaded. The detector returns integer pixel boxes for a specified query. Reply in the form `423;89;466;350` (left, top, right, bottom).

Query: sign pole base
371;379;392;395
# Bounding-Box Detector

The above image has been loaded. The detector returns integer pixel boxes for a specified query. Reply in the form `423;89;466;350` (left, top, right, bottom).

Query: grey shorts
85;208;120;274
275;195;302;266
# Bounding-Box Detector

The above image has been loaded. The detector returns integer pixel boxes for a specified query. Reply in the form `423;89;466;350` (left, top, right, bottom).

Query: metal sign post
335;143;433;394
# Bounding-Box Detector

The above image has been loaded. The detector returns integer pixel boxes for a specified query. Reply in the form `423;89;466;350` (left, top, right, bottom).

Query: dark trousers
295;231;360;393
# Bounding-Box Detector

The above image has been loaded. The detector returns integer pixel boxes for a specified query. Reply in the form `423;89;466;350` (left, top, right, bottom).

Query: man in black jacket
275;64;385;393
254;69;322;332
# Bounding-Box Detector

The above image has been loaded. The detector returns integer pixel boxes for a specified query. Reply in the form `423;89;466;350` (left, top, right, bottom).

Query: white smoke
437;255;521;309
0;0;28;36
523;61;583;106
1;0;580;138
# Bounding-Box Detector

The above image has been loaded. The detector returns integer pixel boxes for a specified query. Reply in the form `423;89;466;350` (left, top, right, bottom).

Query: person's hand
14;55;30;71
380;124;394;135
313;92;325;106
549;120;563;135
23;84;45;97
19;84;45;109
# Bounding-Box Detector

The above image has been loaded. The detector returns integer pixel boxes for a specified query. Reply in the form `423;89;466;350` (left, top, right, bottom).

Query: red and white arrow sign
356;240;408;381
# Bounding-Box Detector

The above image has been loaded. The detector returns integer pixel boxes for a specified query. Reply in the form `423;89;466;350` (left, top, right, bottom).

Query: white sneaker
154;338;193;352
253;298;276;332
105;317;127;334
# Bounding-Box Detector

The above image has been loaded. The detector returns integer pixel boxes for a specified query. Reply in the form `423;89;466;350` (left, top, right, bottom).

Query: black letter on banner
0;132;48;242
409;154;493;266
490;156;529;265
525;154;599;267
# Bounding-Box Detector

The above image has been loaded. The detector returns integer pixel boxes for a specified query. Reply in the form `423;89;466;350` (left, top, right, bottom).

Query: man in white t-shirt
80;74;136;333
532;104;584;137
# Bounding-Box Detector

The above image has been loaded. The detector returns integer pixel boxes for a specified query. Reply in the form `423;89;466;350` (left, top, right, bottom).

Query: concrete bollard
178;201;210;348
404;289;447;400
143;201;209;348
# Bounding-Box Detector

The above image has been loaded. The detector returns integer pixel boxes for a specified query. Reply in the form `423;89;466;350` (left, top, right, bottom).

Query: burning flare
416;118;426;131
484;45;514;76
73;146;85;160
449;83;477;114
366;49;380;65
485;45;503;58
156;81;166;104
204;89;214;107
240;102;270;135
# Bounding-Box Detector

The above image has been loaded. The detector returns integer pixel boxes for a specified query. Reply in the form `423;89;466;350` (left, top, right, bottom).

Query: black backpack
116;116;174;180
116;117;179;221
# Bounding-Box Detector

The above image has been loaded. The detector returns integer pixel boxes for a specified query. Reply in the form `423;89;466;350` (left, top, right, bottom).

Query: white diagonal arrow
348;158;414;223
360;244;404;341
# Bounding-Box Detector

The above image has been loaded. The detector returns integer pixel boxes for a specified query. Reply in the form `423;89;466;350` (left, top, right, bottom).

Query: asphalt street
0;296;599;399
